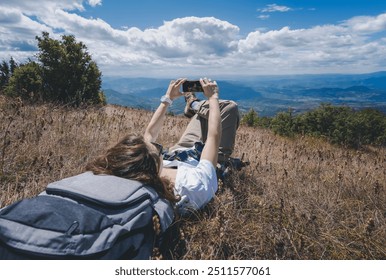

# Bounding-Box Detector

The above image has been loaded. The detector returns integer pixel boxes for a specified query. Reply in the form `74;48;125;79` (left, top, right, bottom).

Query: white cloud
257;4;293;13
42;9;129;45
1;0;386;76
0;0;85;15
88;0;102;7
0;7;51;61
235;24;378;74
344;13;386;33
257;15;270;20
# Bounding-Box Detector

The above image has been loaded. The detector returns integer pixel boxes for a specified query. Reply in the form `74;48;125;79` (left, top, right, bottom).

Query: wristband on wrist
160;95;173;105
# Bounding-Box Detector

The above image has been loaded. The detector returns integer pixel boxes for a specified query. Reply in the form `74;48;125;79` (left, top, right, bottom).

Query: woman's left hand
200;78;219;99
166;78;187;100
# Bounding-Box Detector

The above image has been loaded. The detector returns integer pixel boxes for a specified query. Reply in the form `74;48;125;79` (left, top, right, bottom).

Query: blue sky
1;0;386;77
80;1;386;34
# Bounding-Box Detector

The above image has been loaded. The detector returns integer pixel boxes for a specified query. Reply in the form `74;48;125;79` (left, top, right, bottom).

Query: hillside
0;96;385;259
103;72;386;116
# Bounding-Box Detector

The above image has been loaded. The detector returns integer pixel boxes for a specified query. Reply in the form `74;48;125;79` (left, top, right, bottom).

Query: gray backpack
0;172;174;259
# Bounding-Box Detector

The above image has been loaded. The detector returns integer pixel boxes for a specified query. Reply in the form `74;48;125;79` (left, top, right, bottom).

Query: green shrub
4;33;105;106
249;104;386;148
6;61;42;102
241;108;259;127
270;110;295;137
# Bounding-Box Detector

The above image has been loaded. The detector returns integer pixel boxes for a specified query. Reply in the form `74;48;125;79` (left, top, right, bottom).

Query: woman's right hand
165;78;186;100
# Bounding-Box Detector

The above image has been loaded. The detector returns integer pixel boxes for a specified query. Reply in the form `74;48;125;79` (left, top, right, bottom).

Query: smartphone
182;80;203;92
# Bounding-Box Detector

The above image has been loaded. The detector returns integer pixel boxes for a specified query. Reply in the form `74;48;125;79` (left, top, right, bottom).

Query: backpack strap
44;172;174;233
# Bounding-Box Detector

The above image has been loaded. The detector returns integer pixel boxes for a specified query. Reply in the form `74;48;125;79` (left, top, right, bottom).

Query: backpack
0;172;174;260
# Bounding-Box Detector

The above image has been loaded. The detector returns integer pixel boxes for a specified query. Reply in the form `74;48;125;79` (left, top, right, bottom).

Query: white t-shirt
163;159;218;215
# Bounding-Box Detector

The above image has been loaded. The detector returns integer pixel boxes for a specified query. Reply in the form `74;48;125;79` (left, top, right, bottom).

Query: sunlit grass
1;96;385;259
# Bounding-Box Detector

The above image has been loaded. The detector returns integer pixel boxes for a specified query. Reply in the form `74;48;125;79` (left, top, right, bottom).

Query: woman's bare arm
144;78;186;142
199;78;221;167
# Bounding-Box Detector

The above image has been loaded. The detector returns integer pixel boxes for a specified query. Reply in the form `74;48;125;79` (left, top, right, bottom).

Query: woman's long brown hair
85;134;179;203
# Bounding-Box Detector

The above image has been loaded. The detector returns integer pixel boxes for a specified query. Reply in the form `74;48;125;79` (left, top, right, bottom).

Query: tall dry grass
1;95;385;259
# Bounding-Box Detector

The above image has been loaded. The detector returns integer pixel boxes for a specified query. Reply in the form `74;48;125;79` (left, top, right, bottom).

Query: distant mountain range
102;72;386;116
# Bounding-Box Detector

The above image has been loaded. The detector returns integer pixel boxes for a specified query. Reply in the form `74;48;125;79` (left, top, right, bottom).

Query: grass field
1;95;385;259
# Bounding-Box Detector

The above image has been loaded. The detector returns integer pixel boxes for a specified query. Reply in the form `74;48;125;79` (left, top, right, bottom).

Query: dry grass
1;95;385;259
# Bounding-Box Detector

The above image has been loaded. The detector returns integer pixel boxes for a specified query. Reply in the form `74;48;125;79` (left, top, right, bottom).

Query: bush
297;105;386;148
256;116;272;128
270;110;295;137
241;108;259;127
4;33;105;106
354;109;386;146
5;61;42;102
246;104;386;148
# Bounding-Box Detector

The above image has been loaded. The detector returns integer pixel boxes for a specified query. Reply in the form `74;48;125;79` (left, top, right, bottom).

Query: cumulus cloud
147;17;239;56
0;0;85;15
235;22;385;74
40;12;240;65
0;7;51;60
344;13;386;33
1;0;386;76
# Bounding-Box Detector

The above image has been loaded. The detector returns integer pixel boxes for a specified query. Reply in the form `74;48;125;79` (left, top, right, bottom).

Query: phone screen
182;81;203;92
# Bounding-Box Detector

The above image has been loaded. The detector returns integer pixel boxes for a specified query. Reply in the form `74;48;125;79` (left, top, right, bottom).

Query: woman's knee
221;100;239;113
221;101;240;125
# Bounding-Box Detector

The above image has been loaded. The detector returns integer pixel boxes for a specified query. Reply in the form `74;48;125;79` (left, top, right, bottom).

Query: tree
5;61;42;102
35;32;105;106
0;61;9;91
0;57;18;92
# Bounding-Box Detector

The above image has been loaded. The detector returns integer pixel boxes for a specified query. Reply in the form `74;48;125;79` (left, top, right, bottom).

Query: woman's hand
145;78;186;142
165;78;187;100
200;78;219;99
